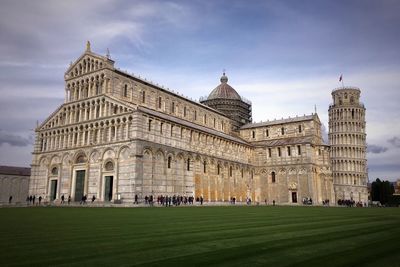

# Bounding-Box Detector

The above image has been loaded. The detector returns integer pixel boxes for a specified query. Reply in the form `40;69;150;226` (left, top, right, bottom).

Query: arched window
75;154;87;164
142;91;146;103
281;127;285;135
252;131;255;138
171;102;175;113
123;84;128;97
229;166;233;177
51;167;58;176
298;125;302;133
168;156;172;169
158;97;162;109
187;159;190;171
96;83;101;95
203;161;207;173
350;96;354;104
105;161;114;171
217;164;220;175
271;171;276;183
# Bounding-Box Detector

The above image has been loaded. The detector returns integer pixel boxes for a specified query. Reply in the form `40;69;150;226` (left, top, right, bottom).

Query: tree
371;178;395;205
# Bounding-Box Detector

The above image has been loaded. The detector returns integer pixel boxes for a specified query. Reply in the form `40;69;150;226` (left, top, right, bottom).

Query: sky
0;0;399;181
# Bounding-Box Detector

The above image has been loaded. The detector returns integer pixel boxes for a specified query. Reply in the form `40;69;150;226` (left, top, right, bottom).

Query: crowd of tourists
302;197;313;205
25;195;43;205
337;199;365;207
7;194;365;208
139;195;198;207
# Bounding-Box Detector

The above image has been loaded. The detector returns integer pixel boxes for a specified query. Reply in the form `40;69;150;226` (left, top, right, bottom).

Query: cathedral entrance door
75;170;85;201
104;176;113;201
291;192;298;203
50;180;57;201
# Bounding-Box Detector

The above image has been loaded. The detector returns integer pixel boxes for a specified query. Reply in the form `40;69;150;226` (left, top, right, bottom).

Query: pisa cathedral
28;42;368;205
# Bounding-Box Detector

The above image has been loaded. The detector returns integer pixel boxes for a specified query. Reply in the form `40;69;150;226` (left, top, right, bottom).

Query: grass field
1;206;400;267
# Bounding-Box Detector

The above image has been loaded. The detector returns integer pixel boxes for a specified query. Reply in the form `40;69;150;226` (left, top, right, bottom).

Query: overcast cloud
0;0;399;181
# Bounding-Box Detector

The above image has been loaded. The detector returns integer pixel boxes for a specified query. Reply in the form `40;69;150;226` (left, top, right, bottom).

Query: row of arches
66;74;110;102
333;173;367;186
329;121;365;133
43;97;130;129
329;107;364;121
38;114;134;152
330;146;366;159
329;133;366;146
331;159;366;173
69;57;104;78
144;114;252;163
142;147;255;201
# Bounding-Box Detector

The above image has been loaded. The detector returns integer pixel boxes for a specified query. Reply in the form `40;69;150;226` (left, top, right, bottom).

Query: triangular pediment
38;95;136;131
64;46;115;80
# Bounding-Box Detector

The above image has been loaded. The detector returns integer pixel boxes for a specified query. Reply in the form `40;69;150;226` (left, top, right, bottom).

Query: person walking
92;195;96;203
68;195;71;205
38;196;42;205
9;196;12;204
61;195;65;204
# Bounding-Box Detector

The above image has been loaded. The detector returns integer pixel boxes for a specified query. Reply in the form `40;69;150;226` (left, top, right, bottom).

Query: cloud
321;123;328;144
367;144;388;154
388;137;400;148
0;130;33;147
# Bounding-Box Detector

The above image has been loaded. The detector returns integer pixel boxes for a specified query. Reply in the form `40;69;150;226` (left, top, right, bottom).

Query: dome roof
207;73;241;100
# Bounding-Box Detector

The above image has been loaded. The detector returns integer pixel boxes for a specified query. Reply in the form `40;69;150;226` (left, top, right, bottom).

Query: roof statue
86;41;91;52
106;48;111;59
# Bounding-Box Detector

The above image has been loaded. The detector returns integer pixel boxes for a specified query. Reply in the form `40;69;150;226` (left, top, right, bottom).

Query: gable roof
64;50;114;76
0;166;31;176
241;114;319;129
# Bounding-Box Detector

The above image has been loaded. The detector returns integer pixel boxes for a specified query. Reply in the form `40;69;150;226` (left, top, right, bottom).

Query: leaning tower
329;87;368;204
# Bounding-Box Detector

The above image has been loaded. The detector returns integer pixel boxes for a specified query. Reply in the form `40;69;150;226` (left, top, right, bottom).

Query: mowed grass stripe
1;209;387;254
133;224;400;267
132;219;399;265
1;206;399;266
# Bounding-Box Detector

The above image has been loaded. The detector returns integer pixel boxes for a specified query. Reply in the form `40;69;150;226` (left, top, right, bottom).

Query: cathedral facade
28;43;367;205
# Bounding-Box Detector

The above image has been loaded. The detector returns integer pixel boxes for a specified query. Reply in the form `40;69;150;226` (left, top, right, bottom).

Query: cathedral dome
207;73;241;100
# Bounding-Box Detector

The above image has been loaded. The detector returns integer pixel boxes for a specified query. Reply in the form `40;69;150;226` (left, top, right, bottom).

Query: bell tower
328;86;368;204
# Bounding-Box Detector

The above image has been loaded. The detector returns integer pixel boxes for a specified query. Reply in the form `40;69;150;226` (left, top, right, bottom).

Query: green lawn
1;206;400;267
